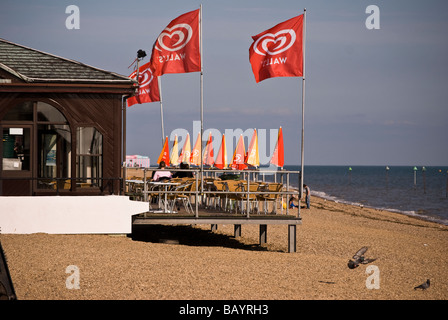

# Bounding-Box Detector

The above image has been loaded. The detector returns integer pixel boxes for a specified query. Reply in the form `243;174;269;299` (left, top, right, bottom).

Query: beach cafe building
0;39;301;251
0;38;147;234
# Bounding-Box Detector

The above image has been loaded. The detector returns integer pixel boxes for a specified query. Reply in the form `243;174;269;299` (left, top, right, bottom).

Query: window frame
76;126;104;189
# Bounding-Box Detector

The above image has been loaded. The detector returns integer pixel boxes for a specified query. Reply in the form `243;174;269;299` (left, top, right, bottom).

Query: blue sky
1;0;447;166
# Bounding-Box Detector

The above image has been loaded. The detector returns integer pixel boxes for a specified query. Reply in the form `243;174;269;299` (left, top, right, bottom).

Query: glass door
37;125;71;191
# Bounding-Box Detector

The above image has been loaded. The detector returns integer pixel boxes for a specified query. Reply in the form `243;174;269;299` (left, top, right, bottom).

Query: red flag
270;127;284;168
150;9;201;76
249;14;303;83
127;62;160;107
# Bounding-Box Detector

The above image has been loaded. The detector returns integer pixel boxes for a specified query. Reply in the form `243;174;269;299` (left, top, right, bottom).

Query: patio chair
146;182;161;210
223;180;246;214
236;181;261;214
186;178;201;208
167;182;194;214
256;182;283;214
212;180;227;211
203;179;219;209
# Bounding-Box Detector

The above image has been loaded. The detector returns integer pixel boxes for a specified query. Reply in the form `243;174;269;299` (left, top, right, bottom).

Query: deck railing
125;168;302;219
0;177;123;195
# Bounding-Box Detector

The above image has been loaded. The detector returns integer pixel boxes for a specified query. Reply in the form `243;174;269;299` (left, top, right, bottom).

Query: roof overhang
0;82;137;95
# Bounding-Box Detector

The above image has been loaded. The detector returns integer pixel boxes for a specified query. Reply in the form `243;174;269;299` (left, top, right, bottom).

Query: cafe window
2;127;31;171
1;101;72;190
37;102;67;122
36;102;72;190
37;124;72;190
76;127;103;188
2;101;34;121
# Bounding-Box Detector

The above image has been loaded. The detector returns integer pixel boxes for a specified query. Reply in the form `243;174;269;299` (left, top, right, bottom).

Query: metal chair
256;182;283;214
167;182;194;214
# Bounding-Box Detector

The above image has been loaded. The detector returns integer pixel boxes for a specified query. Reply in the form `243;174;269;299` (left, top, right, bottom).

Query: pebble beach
1;195;447;301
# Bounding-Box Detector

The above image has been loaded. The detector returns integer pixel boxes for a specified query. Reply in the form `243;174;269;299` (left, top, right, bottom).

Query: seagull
414;279;430;290
348;246;377;269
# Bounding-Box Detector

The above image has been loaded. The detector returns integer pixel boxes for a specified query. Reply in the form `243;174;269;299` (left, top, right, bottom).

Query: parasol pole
299;8;307;217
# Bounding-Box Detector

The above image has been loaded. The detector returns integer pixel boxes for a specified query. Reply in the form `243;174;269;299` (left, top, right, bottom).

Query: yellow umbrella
178;133;191;165
246;128;259;168
190;132;201;166
170;134;179;165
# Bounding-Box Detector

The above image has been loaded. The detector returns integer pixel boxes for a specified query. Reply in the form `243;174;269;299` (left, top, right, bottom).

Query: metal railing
125;168;302;219
0;177;123;195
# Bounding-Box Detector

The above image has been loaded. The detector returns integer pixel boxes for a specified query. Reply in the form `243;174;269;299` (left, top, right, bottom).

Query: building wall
0;92;124;195
0;195;148;234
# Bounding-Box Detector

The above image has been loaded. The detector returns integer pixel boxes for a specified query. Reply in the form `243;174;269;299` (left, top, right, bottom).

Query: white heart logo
253;29;296;56
138;68;153;88
156;23;193;52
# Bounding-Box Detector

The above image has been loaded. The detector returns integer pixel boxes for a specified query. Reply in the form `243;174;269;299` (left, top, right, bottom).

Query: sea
282;165;448;226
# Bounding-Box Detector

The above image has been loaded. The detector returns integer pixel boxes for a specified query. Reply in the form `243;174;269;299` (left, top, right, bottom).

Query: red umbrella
270;127;284;168
215;134;228;169
231;135;247;170
157;136;170;165
203;132;214;166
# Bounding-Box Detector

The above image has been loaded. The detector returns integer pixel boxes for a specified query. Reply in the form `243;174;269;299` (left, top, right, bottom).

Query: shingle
0;38;133;84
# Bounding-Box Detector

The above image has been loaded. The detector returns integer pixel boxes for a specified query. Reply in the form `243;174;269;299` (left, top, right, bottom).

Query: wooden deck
133;209;301;253
127;170;303;252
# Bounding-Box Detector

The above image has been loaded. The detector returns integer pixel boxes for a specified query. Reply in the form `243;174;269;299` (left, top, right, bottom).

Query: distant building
0;38;136;196
126;155;150;168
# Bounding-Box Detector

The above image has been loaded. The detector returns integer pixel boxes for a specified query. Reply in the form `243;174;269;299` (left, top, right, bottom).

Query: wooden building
0;38;136;196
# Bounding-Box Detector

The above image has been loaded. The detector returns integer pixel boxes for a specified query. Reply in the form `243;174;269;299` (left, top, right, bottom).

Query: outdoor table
149;181;180;213
126;179;143;193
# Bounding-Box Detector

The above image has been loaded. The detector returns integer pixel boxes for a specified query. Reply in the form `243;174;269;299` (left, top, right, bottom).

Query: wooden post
234;224;241;238
288;225;296;253
259;224;267;246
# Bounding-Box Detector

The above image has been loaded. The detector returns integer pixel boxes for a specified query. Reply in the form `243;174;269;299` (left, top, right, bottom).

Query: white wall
0;196;148;234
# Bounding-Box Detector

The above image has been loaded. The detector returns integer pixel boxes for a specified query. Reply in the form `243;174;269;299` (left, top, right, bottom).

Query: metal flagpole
199;4;204;200
122;95;127;193
299;8;306;216
158;76;165;146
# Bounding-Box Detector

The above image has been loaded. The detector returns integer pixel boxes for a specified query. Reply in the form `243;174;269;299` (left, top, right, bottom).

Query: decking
127;168;302;252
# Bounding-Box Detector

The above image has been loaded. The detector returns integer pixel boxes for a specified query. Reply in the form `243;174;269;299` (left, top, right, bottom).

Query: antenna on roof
128;49;147;70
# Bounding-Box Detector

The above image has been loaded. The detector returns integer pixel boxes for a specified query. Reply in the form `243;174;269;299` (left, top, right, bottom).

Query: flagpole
299;8;306;214
158;76;165;146
199;4;204;198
